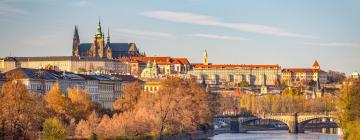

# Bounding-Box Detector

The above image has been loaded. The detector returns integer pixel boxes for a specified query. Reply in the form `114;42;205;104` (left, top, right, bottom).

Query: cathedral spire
107;27;110;43
74;25;79;39
72;25;80;57
95;17;103;37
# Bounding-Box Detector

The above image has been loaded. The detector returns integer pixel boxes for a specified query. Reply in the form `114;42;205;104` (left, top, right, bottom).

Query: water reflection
210;130;342;140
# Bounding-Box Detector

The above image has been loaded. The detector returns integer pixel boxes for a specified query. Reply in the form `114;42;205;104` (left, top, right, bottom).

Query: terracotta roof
193;64;281;69
282;68;325;73
117;56;190;65
313;60;320;67
282;68;315;73
173;58;190;65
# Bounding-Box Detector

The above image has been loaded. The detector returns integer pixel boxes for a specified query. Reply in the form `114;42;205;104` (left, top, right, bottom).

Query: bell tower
313;60;320;70
313;60;320;81
203;49;208;65
90;17;105;58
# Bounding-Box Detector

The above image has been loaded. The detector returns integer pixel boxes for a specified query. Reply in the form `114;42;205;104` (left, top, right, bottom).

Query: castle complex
72;19;144;59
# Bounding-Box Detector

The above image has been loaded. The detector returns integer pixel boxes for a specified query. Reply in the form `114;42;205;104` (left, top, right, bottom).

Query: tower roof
313;60;320;67
95;17;103;37
146;59;152;68
106;27;110;43
73;25;79;39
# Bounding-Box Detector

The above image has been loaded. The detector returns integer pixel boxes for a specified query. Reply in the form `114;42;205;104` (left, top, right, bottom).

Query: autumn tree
43;117;67;140
338;79;360;139
113;81;142;112
45;83;72;121
73;78;212;139
67;87;93;121
152;78;212;139
238;80;249;87
75;111;100;139
0;81;45;138
95;114;111;138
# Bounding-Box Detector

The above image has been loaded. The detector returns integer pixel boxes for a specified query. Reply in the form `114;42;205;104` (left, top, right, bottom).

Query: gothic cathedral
72;18;145;59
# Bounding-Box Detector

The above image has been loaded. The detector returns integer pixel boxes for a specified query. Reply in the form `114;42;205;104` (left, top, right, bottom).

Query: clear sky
0;0;359;74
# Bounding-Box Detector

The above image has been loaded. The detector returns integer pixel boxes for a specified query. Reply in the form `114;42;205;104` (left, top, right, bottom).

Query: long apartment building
3;68;141;109
189;50;328;86
0;56;129;74
189;50;281;86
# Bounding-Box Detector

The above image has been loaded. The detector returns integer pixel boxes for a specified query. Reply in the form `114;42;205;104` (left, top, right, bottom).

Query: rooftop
282;68;325;73
117;56;190;65
192;64;281;69
1;56;114;62
4;68;140;82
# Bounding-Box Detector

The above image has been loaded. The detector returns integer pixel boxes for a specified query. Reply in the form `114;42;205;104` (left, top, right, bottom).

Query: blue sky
0;0;359;74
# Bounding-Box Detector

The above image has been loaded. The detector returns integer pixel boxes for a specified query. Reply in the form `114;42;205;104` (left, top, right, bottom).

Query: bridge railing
214;112;336;118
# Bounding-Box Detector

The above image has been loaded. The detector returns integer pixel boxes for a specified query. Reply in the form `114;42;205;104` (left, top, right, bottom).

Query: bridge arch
298;116;340;130
240;117;291;129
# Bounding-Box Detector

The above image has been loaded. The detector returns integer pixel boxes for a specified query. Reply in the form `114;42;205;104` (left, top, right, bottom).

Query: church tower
203;49;208;65
313;60;320;70
105;27;112;59
72;25;80;57
313;60;320;81
90;17;105;58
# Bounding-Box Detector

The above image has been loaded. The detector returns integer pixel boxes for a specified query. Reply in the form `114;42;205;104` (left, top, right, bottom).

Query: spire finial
98;16;101;25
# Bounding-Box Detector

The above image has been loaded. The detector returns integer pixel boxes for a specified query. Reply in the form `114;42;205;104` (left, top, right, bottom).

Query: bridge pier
230;121;247;133
288;112;305;133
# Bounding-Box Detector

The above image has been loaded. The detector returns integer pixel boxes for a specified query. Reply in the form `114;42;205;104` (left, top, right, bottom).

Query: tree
95;114;111;138
45;83;72;122
153;78;212;138
238;80;249;87
281;87;303;96
75;111;100;138
67;87;92;121
338;79;360;139
43;117;67;140
73;78;212;139
0;81;44;138
113;81;142;112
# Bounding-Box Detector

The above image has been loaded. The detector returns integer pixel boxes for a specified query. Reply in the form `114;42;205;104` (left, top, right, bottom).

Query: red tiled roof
117;57;190;65
173;58;190;65
282;68;315;73
282;68;325;73
193;64;281;69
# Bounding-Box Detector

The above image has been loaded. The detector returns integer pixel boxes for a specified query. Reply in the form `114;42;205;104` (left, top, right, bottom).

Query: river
210;130;342;140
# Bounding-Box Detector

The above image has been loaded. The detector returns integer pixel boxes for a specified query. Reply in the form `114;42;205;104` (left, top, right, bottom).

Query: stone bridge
214;112;338;133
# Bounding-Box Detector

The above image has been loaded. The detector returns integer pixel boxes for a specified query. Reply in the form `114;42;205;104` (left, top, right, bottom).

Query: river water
210;130;342;140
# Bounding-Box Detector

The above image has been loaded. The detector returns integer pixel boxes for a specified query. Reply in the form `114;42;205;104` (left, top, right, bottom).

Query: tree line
0;77;213;139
